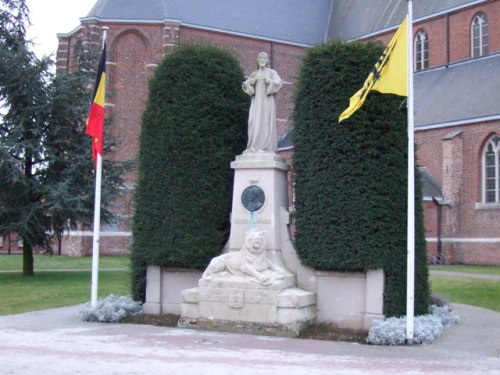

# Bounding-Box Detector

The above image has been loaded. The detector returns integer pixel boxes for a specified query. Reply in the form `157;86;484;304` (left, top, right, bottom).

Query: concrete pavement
0;303;499;374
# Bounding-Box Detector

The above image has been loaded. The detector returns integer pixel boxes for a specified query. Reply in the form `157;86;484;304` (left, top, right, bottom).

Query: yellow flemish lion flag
86;44;107;165
339;17;408;123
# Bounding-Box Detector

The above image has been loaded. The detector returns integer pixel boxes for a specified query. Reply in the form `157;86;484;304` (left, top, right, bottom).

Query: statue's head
244;228;266;254
256;52;269;68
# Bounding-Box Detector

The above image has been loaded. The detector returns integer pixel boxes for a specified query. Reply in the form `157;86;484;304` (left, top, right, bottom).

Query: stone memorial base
179;274;316;336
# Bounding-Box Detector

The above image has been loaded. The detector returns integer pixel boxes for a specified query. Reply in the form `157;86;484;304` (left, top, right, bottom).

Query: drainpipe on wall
432;197;443;264
270;41;275;68
445;14;450;67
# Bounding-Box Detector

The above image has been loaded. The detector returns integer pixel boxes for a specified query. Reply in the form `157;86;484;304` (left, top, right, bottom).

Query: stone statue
202;228;284;285
242;52;282;154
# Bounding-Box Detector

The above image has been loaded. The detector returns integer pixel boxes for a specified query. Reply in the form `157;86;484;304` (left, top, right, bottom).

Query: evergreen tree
0;0;129;272
132;44;248;300
0;0;51;274
293;40;429;317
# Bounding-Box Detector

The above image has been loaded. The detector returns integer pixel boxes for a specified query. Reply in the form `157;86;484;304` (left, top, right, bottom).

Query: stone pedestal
143;266;203;315
179;152;317;336
228;152;289;253
180;275;316;336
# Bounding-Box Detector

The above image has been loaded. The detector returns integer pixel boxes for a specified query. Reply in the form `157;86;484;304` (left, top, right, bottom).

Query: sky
26;0;97;59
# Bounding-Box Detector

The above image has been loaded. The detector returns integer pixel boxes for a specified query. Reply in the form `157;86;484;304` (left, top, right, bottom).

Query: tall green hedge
293;41;429;317
131;45;248;301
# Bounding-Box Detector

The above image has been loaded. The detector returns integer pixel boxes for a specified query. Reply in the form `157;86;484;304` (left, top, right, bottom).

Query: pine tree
0;0;129;272
0;0;51;274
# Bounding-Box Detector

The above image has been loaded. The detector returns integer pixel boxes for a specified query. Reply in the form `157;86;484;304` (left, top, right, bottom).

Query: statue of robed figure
242;52;282;153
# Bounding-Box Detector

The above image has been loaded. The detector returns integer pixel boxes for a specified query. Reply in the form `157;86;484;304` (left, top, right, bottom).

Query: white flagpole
406;0;415;343
90;154;103;308
90;27;109;308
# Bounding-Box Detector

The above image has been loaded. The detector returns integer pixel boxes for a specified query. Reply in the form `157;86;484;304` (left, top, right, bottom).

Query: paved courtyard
0;303;499;374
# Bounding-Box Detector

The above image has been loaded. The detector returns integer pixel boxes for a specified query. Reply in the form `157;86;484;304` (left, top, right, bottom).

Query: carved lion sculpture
202;228;284;285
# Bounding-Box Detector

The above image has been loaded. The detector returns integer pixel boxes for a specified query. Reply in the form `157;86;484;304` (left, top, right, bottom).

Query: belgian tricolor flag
86;44;107;165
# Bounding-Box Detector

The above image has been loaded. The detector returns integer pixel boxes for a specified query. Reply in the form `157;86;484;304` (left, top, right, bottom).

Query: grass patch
0;254;130;272
429;264;500;275
430;276;500;312
0;270;131;315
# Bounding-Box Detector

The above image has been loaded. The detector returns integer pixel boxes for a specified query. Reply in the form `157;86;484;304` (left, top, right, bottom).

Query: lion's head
244;228;266;255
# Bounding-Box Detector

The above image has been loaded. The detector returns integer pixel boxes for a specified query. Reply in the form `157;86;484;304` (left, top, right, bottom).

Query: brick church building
49;0;499;265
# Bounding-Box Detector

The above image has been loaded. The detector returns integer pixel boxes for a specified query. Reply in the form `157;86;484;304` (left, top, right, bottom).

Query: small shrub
412;315;444;343
429;293;450;307
80;294;143;323
366;304;459;345
430;304;460;326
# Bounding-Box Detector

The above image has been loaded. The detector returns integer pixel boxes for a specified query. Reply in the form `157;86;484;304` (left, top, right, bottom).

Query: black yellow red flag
86;44;106;165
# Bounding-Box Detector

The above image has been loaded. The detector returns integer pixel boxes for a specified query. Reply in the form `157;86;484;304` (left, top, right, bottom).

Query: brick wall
423;199;440;262
416;121;500;266
448;2;500;62
369;1;500;69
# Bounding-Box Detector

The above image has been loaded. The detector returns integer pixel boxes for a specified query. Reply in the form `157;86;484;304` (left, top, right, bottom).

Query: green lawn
0;271;131;315
430;275;500;312
429;264;500;312
429;264;500;275
0;255;131;315
0;254;130;271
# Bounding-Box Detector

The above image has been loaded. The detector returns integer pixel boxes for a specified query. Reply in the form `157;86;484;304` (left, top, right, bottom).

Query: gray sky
26;0;96;59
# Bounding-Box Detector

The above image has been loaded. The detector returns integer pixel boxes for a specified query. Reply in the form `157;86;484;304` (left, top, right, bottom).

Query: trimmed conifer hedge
293;41;429;317
131;45;248;301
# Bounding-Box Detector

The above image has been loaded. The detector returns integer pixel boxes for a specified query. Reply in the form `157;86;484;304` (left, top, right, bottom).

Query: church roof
83;0;333;46
414;53;500;129
328;0;488;41
419;167;443;200
84;0;488;44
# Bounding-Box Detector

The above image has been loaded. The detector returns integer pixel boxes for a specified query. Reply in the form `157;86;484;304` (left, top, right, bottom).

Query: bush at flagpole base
80;295;143;323
366;305;459;345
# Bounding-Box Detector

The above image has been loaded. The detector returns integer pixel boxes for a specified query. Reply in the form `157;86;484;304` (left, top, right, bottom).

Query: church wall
447;1;500;62
423;200;440;262
416;121;500;265
367;1;500;70
416;16;448;67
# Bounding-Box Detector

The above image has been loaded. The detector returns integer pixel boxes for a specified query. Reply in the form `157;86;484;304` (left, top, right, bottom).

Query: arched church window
414;29;429;71
471;12;489;58
483;135;500;203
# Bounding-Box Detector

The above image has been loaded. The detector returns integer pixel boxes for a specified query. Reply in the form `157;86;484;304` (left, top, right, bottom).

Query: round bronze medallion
241;185;265;212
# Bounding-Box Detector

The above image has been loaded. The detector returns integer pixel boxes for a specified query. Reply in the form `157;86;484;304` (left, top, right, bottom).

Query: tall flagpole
90;27;109;308
406;0;415;343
